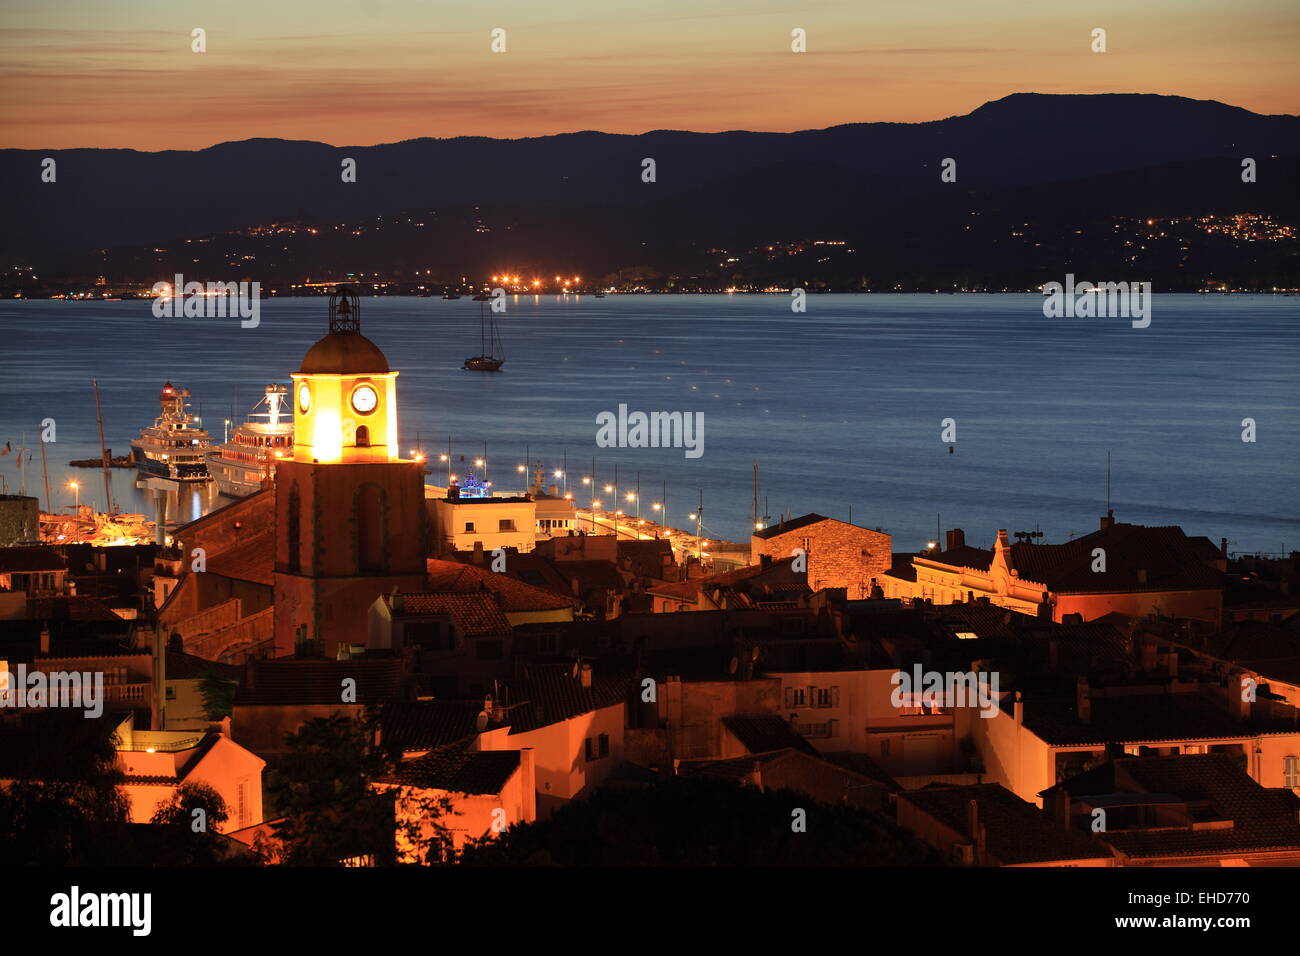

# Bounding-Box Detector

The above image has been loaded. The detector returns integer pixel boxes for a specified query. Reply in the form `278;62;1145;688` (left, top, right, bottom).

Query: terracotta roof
235;657;404;705
386;745;520;794
898;783;1106;865
1207;621;1300;664
204;529;275;587
23;596;123;622
378;699;486;753
165;649;241;681
1048;755;1300;859
425;558;578;612
1020;689;1300;746
174;487;272;537
752;513;832;540
0;547;65;573
722;714;820;756
395;591;512;637
1007;524;1223;594
926;545;994;570
648;556;806;604
499;662;630;734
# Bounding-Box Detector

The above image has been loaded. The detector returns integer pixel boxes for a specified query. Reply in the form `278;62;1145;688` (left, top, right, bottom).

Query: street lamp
69;480;79;509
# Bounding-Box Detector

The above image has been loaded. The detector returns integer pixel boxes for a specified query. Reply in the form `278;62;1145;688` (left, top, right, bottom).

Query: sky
1;0;1297;150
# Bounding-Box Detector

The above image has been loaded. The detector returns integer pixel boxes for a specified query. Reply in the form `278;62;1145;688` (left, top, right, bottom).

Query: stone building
750;513;892;597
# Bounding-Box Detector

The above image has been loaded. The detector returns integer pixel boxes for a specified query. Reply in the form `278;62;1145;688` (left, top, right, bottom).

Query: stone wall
752;519;892;596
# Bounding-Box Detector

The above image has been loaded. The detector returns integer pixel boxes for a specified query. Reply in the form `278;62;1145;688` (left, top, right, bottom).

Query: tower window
355;424;370;447
355;484;386;572
287;482;301;573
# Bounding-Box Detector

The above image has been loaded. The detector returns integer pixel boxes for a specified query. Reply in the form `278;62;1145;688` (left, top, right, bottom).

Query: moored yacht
207;384;294;498
131;382;212;483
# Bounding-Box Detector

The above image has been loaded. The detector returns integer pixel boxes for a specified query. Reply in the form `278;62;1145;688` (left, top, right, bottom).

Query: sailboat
463;302;505;372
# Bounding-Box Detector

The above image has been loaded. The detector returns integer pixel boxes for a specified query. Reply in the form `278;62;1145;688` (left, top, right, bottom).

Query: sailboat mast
39;434;52;514
93;378;115;514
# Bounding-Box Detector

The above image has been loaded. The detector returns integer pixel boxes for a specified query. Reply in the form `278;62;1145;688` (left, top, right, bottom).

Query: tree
198;666;237;721
0;711;133;865
261;712;455;866
147;782;238;865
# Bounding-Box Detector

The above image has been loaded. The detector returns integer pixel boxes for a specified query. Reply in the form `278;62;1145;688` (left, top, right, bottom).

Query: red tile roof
899;783;1107;865
204;529;275;587
397;591;512;637
425;558;578;612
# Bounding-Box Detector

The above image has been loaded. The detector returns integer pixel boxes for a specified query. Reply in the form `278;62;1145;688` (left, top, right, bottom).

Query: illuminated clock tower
273;286;429;658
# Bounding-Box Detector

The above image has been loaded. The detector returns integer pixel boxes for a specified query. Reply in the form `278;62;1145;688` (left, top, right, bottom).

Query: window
464;521;476;532
355;424;370;447
881;740;891;758
895;695;946;716
797;720;838;739
355;484;386;572
814;686;840;708
1183;744;1207;755
286;482;301;573
585;733;610;762
405;621;454;651
165;686;176;701
783;686;807;708
537;633;558;654
498;518;516;532
1285;755;1300;789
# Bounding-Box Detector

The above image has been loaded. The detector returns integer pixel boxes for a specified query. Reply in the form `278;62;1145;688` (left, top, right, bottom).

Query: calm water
0;294;1297;552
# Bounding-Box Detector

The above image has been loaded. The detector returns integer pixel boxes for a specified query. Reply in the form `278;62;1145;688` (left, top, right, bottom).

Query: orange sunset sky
1;0;1297;150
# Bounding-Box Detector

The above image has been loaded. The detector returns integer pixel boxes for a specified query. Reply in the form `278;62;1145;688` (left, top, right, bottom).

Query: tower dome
298;286;390;374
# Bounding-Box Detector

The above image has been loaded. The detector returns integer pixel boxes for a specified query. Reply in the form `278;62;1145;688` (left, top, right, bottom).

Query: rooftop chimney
1100;510;1115;530
472;540;484;565
945;528;965;551
1013;690;1023;725
579;661;593;689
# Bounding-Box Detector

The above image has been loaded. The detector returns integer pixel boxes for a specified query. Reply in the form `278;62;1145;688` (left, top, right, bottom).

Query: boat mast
93;378;115;514
39;433;52;514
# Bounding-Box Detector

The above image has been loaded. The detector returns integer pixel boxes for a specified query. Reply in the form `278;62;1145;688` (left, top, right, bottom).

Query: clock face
297;383;311;414
351;384;378;415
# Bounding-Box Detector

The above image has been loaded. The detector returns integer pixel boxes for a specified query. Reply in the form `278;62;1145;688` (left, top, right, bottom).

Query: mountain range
3;93;1297;285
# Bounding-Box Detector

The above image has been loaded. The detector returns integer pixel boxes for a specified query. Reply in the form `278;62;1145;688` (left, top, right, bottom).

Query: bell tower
273;286;429;658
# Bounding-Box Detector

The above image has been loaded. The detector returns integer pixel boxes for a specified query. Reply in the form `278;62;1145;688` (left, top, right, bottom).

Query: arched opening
356;484;386;572
355;424;370;447
287;482;302;573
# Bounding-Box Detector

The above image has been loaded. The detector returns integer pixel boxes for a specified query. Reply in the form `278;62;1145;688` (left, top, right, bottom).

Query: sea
0;293;1297;554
